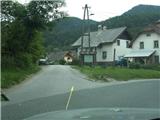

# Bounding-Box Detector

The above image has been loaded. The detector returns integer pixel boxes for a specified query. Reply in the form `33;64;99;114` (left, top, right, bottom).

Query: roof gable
131;21;160;46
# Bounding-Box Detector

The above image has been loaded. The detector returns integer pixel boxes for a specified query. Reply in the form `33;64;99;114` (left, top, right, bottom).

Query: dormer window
146;33;151;37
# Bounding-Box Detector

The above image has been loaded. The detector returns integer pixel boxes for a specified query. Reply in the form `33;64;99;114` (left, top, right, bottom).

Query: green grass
74;66;160;81
1;66;40;88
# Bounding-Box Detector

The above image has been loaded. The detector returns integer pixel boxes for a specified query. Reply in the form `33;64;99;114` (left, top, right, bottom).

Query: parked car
115;58;127;67
39;58;48;65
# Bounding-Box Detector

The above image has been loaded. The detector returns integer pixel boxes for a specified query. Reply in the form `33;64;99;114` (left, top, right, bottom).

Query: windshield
1;0;160;120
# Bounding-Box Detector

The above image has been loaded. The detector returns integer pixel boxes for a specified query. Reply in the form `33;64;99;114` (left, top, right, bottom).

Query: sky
18;0;160;21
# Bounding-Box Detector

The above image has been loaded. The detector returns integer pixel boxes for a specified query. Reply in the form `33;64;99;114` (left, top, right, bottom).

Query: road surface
2;65;160;120
2;65;105;104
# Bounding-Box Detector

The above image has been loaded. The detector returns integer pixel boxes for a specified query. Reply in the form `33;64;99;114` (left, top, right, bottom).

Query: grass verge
1;65;40;88
74;66;160;82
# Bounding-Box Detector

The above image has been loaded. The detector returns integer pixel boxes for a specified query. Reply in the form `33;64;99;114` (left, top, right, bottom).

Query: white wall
96;39;131;62
112;39;131;61
96;43;113;62
132;33;160;63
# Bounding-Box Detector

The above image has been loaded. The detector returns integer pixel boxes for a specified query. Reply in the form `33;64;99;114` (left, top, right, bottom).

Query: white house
125;20;160;64
72;26;132;65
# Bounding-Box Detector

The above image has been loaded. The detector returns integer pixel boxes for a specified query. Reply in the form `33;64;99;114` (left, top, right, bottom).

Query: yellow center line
66;86;74;110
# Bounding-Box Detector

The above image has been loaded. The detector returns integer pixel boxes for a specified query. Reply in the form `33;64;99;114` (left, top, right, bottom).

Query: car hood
24;107;160;120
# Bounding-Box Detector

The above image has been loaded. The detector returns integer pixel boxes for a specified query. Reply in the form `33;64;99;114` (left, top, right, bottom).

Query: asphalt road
2;65;105;104
2;65;160;120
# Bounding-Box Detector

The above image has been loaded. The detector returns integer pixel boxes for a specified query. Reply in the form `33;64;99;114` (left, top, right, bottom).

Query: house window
102;51;107;59
126;41;130;48
117;40;120;46
154;55;159;64
154;40;159;48
139;42;144;49
146;33;151;37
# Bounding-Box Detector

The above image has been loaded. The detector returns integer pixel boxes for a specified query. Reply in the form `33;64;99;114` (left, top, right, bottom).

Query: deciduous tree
1;0;65;68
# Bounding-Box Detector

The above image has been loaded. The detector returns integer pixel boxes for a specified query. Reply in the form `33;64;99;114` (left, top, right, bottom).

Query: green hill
43;4;160;52
43;17;98;52
103;5;160;38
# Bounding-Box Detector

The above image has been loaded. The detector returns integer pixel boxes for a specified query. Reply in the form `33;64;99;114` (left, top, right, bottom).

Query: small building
125;20;160;64
72;26;132;65
64;51;74;63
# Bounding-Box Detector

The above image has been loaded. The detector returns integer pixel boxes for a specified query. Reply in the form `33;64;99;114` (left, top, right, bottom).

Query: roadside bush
70;59;81;65
140;64;160;71
1;55;15;68
129;62;141;69
2;53;36;69
15;53;33;68
59;59;66;65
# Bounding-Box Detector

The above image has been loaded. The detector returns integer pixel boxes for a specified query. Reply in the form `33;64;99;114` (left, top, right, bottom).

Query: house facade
125;20;160;64
72;26;132;65
96;38;131;63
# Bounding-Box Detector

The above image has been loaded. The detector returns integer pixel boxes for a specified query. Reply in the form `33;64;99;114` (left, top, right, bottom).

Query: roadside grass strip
74;66;160;81
1;66;40;88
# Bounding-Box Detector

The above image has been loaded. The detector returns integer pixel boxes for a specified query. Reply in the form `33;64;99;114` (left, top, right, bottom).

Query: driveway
3;65;105;105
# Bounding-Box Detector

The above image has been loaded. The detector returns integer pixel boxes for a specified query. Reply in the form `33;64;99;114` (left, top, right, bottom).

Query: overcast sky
18;0;160;21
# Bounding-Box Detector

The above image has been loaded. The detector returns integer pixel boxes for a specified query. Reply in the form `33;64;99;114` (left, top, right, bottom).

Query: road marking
66;86;74;110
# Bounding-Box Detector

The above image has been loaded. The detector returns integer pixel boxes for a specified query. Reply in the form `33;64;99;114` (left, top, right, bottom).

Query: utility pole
80;4;91;64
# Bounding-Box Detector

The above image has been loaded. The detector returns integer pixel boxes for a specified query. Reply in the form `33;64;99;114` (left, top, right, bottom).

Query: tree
1;0;66;68
26;1;65;28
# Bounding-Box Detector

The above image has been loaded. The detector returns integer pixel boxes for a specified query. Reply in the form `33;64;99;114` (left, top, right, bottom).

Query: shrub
129;62;141;69
15;53;33;68
1;55;16;68
59;59;66;65
70;59;81;65
140;64;160;71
